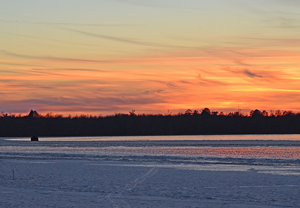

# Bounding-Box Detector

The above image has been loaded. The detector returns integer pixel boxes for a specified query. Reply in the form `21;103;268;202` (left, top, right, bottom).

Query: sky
1;0;300;116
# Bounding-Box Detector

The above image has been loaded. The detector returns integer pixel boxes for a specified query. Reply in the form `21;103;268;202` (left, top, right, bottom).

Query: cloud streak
221;66;289;83
0;19;130;27
0;94;167;114
1;32;105;47
110;0;171;9
60;27;190;48
109;0;205;11
242;70;263;78
0;49;112;63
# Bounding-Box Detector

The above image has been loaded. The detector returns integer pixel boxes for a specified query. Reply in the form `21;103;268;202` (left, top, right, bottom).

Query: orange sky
1;0;300;115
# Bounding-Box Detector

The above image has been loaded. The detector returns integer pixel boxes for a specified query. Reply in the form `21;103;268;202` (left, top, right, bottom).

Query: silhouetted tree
211;111;218;116
201;108;211;116
1;109;300;137
185;109;193;116
275;110;282;117
250;109;262;117
129;110;136;116
193;110;199;115
28;110;39;118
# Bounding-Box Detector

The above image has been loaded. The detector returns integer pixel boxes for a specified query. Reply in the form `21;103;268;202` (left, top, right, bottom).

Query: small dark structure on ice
31;136;39;141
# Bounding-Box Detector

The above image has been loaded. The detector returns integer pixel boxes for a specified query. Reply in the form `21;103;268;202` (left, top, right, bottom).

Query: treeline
0;108;300;137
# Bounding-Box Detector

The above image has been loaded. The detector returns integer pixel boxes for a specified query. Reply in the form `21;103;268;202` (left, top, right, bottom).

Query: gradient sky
1;0;300;115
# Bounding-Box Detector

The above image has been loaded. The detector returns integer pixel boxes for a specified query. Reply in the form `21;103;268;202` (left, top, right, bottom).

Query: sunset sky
1;0;300;116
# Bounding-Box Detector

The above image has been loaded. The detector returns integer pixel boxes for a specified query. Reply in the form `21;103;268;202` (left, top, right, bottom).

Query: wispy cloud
110;0;170;9
221;66;290;83
60;27;189;48
144;89;164;95
242;70;263;78
265;17;300;28
0;49;111;63
0;94;167;114
197;74;228;86
1;32;105;47
0;19;130;27
109;0;204;11
0;62;37;67
241;37;300;47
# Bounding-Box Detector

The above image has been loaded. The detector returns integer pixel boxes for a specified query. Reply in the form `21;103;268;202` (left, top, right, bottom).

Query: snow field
1;159;300;208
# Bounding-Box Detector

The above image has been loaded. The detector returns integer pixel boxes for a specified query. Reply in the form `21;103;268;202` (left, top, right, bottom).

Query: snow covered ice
1;136;300;207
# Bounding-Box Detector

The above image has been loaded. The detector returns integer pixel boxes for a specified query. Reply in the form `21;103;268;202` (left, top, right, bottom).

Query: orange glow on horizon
1;50;300;116
1;1;300;115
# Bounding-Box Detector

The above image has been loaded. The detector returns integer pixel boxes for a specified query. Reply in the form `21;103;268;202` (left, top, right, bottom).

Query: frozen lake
1;135;300;207
4;134;300;141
